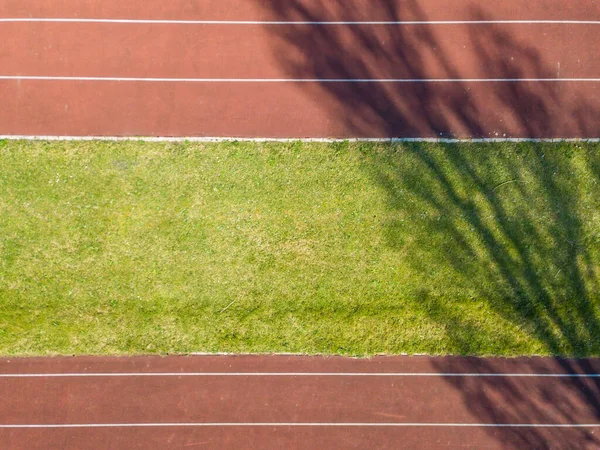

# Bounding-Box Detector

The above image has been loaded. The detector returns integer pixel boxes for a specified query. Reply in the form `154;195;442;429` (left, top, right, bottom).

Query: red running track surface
1;355;600;449
1;0;599;138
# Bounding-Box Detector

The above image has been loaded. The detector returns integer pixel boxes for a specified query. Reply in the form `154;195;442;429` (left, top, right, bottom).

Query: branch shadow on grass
259;0;600;446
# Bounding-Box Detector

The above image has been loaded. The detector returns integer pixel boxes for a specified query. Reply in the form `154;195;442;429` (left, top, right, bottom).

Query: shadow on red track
433;357;600;448
260;0;600;139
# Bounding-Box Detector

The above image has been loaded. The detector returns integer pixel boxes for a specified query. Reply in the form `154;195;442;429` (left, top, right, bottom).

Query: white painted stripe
2;76;600;83
1;18;599;25
0;422;599;428
0;372;599;378
1;136;599;143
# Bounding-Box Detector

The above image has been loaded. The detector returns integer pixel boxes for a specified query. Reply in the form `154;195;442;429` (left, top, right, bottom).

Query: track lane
1;356;600;449
1;23;598;79
2;376;600;425
7;426;598;450
1;80;599;138
2;0;600;22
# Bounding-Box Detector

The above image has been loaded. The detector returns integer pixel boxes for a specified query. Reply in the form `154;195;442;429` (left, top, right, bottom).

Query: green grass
1;139;599;356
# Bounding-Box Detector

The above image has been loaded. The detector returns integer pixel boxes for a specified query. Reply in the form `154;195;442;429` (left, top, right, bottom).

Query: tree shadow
431;357;600;448
258;0;600;446
259;0;600;139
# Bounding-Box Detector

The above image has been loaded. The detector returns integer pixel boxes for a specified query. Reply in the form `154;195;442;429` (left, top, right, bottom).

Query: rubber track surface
1;0;599;138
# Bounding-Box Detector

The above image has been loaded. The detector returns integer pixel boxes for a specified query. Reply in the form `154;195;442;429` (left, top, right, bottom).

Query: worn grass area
1;139;599;356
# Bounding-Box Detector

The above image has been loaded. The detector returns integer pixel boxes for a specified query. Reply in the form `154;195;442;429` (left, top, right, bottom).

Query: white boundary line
2;76;600;83
1;372;599;377
1;19;600;25
1;422;599;428
1;136;599;143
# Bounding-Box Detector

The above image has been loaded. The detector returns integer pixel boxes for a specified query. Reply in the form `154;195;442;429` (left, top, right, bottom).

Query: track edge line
1;136;599;143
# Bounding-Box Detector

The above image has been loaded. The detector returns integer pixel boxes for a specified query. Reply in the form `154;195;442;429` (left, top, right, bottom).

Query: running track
2;355;600;449
1;0;600;139
3;3;600;448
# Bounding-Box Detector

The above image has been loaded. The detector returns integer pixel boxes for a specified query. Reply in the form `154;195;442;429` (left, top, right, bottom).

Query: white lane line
2;136;599;143
1;423;599;428
1;372;599;377
2;76;600;83
1;19;600;25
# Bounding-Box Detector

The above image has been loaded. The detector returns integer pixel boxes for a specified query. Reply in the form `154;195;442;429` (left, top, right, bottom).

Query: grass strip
1;139;599;356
